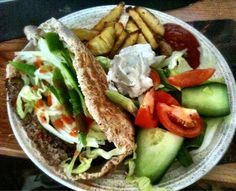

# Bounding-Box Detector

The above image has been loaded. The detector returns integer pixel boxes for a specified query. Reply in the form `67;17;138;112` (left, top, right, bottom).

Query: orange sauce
53;118;64;129
70;127;78;137
61;115;75;124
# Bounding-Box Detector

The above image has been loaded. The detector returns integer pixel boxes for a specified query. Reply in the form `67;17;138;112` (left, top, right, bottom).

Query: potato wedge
126;17;139;33
135;6;165;36
93;2;125;31
109;30;128;58
87;25;116;56
127;8;158;49
115;22;124;37
159;40;173;56
72;28;99;41
121;30;139;49
137;33;148;44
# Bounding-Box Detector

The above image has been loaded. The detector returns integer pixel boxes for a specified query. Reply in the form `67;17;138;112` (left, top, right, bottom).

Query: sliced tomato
149;69;161;87
168;68;215;88
155;90;180;106
135;89;158;128
157;103;203;138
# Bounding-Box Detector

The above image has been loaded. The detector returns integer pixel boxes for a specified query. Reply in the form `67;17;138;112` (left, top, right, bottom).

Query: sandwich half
6;18;135;180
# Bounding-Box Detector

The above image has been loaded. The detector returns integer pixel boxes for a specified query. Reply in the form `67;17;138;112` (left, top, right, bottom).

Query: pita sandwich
6;18;135;180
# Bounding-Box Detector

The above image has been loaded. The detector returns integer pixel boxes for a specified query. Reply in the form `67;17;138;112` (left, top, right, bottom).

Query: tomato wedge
157;103;203;138
155;90;180;106
149;69;161;87
168;68;215;88
135;89;158;128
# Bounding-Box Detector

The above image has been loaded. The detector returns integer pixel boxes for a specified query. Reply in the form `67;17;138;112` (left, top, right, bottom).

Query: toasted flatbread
6;18;135;180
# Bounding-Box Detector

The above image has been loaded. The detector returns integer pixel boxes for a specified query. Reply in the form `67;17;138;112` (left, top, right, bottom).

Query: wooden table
0;0;235;188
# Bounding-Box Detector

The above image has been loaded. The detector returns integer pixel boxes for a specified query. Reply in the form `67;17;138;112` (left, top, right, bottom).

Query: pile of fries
72;2;172;58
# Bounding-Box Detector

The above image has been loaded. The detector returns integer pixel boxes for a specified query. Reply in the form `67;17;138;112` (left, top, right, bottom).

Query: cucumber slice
182;83;230;117
135;128;183;183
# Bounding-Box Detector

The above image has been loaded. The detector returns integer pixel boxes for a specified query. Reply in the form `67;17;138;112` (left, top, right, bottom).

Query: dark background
0;0;198;41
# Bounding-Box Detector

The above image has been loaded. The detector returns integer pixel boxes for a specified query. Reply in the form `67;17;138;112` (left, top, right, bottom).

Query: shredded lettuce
126;176;153;191
62;147;125;176
16;84;47;119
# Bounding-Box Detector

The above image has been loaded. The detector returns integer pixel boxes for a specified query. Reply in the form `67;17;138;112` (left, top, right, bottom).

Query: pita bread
6;18;135;180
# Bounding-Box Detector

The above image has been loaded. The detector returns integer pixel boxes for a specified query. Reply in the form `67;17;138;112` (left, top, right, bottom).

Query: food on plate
135;6;165;36
71;28;99;41
126;18;139;33
120;30;139;49
87;25;116;56
137;33;148;44
182;83;230;117
6;3;232;190
164;23;200;69
109;30;128;58
135;128;183;183
92;2;125;31
127;7;158;49
6;18;135;180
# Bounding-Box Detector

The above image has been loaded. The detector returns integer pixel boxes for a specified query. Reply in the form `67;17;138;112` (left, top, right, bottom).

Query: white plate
7;5;236;191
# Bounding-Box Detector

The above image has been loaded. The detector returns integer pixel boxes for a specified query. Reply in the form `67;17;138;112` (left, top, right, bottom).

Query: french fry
93;2;125;31
87;25;116;56
127;8;158;49
125;17;139;33
72;28;99;41
109;30;128;58
121;31;139;49
135;6;165;36
137;33;148;44
115;22;124;37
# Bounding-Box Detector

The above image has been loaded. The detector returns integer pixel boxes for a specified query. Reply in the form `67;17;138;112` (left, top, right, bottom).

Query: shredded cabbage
62;147;125;176
16;84;47;119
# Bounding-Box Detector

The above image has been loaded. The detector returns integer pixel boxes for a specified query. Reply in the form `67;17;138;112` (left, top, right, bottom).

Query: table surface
0;0;236;187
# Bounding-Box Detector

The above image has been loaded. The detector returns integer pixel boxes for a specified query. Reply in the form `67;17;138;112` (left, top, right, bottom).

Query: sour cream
107;44;156;98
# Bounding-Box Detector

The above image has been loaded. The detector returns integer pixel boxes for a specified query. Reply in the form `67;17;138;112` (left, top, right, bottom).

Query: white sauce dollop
107;44;156;98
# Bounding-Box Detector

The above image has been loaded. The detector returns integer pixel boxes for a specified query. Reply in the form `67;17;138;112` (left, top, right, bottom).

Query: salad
6;3;231;191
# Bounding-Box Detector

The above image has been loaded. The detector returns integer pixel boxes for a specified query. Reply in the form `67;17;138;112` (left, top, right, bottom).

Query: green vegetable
182;83;230;117
106;90;138;116
96;56;112;73
176;146;193;167
151;68;179;91
62;147;125;176
135;128;183;183
48;85;60;102
52;68;72;114
10;61;36;77
38;38;89;116
185;121;206;149
126;176;154;191
45;32;64;52
68;89;83;116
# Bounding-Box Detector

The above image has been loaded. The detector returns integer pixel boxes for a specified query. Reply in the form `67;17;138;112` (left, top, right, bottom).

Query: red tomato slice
135;107;158;128
135;89;158;128
168;68;215;88
155;90;180;106
149;69;161;87
157;103;203;138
